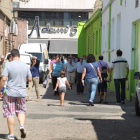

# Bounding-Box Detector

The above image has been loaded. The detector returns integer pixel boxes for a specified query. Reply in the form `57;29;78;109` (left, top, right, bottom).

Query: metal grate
136;0;139;8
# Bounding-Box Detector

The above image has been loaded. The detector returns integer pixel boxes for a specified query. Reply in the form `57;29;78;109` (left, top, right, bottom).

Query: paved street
0;80;140;140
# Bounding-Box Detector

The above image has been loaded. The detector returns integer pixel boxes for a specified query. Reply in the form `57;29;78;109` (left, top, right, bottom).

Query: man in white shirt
110;50;129;104
65;57;75;89
74;56;86;94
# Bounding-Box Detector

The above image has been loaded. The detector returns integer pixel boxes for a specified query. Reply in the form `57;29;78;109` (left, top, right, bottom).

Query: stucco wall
0;0;13;19
13;19;27;49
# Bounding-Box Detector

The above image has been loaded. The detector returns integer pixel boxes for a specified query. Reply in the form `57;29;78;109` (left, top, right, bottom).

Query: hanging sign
28;16;78;38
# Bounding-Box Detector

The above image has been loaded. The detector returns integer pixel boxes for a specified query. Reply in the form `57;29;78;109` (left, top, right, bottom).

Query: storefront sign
28;16;78;38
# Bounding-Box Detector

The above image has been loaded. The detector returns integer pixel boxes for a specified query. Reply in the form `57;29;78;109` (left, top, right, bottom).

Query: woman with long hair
48;55;65;96
81;54;102;106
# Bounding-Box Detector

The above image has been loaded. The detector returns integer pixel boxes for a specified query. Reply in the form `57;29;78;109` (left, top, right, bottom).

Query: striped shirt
52;61;64;77
111;57;129;79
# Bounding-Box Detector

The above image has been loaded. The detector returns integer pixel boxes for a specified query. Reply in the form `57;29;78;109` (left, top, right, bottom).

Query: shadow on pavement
0;134;19;140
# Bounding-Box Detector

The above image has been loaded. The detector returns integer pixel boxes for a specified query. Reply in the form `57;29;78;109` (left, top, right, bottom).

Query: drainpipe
108;0;111;62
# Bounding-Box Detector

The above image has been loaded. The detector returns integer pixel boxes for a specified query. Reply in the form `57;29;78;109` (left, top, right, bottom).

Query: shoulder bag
89;63;100;83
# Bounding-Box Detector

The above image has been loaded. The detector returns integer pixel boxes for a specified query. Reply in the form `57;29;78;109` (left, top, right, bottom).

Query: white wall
13;0;96;10
102;0;140;70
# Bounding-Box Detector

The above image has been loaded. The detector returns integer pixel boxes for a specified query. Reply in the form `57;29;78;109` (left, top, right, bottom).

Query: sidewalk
0;80;139;140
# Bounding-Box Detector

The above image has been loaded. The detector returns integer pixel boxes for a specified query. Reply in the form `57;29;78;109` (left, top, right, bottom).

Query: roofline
84;9;102;29
13;8;93;12
0;9;11;21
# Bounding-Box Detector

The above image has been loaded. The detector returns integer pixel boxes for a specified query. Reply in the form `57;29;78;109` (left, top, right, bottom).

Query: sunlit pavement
0;80;140;140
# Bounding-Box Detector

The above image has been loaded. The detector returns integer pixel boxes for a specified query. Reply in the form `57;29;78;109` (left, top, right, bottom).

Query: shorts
3;95;26;118
58;87;66;94
100;88;107;92
67;72;75;84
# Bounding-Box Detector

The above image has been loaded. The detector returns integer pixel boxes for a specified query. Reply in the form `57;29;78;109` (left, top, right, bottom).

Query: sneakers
20;127;26;138
116;102;121;105
6;134;14;140
121;101;125;104
99;99;103;103
53;94;56;96
89;101;94;106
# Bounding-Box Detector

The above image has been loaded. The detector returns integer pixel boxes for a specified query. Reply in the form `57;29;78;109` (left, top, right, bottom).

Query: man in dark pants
74;56;86;95
110;50;129;104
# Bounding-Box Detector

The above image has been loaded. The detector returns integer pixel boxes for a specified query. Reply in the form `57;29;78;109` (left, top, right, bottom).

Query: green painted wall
78;22;86;58
84;9;102;61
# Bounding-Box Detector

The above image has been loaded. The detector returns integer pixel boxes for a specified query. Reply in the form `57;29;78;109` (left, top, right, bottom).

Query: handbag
43;77;49;88
89;63;100;83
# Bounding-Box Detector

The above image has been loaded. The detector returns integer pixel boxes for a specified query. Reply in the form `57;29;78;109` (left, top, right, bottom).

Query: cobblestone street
0;80;140;140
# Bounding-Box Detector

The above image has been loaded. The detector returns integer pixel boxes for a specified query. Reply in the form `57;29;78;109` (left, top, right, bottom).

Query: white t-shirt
111;57;129;79
57;77;67;87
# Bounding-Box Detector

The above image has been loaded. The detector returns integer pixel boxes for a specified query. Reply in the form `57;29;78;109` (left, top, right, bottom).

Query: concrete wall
13;0;96;10
0;0;13;19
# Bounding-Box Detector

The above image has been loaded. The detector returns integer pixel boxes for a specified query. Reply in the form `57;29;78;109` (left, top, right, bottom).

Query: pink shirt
50;60;56;65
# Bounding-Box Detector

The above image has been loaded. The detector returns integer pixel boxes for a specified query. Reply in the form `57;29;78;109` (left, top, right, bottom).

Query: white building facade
102;0;140;100
13;0;96;57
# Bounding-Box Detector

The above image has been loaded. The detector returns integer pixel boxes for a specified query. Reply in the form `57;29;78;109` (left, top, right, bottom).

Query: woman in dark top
81;54;102;106
27;56;40;102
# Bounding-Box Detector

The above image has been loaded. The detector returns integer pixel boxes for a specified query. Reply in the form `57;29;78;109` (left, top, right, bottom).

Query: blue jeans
86;78;99;103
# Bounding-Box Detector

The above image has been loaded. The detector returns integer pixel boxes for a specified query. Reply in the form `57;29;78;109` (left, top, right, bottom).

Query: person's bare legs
17;113;25;126
60;92;65;105
104;92;107;102
7;118;15;135
99;92;103;101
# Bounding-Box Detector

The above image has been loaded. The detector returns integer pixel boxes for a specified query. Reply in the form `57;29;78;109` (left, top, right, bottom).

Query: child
99;67;111;104
54;70;71;106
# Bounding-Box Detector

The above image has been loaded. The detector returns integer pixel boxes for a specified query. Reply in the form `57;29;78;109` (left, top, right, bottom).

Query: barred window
136;0;139;8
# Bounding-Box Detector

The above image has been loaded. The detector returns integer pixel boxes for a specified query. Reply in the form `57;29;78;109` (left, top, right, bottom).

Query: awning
49;39;78;54
28;39;48;44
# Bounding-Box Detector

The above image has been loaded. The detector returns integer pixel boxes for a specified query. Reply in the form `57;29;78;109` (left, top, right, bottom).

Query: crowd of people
0;49;129;139
48;50;129;106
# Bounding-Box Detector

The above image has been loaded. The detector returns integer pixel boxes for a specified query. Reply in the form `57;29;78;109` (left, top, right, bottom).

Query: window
55;13;63;26
39;12;46;26
30;12;38;26
71;13;80;26
81;13;88;22
18;12;88;26
106;23;109;51
102;25;105;52
64;13;71;26
116;14;121;49
47;13;54;26
136;0;139;8
111;18;115;50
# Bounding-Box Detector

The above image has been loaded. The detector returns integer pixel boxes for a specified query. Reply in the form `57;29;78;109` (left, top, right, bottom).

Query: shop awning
49;39;78;54
28;39;48;44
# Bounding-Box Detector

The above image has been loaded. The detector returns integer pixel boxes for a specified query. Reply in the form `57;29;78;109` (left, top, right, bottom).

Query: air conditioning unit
10;21;16;34
13;2;20;8
13;24;18;36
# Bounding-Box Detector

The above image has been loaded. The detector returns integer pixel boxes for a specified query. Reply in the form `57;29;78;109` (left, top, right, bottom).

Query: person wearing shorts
0;49;32;140
99;67;110;104
54;70;71;106
64;57;75;89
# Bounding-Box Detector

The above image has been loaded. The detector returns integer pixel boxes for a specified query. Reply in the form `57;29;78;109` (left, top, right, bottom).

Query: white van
18;43;49;82
5;53;32;69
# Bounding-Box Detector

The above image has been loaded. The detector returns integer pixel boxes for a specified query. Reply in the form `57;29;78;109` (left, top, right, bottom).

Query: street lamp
78;16;81;22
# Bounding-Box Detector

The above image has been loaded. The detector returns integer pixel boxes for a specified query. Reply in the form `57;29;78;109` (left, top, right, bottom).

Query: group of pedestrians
49;49;129;107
